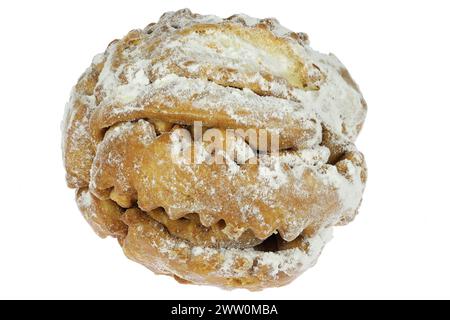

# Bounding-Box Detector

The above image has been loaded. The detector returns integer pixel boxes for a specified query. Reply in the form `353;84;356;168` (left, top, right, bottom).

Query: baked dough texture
62;9;367;290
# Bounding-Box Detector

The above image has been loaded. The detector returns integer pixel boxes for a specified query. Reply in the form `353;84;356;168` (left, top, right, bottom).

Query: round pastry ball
62;9;367;290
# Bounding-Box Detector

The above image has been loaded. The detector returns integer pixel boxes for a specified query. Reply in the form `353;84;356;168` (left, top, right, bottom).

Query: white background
0;0;449;300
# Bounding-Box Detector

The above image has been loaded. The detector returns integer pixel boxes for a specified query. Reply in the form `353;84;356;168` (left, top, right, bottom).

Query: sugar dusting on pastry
62;9;367;290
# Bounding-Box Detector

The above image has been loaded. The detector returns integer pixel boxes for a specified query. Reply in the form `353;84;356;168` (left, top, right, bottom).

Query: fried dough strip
89;75;321;150
148;23;323;94
148;209;262;249
121;208;330;290
90;122;366;242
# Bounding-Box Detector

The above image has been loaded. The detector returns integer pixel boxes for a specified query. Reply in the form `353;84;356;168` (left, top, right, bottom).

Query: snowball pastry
62;9;367;290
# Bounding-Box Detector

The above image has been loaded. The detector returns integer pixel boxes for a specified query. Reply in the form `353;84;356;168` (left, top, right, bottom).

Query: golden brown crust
147;209;263;249
63;57;105;188
76;188;127;239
